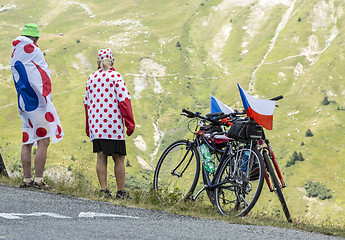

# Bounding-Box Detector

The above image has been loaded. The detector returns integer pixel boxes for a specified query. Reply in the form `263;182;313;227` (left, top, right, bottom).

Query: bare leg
112;154;126;191
34;138;50;178
21;143;33;179
96;152;108;190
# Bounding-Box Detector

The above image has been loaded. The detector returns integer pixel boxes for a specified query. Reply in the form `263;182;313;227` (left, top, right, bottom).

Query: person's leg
96;152;108;190
112;154;126;191
34;138;50;179
21;143;33;179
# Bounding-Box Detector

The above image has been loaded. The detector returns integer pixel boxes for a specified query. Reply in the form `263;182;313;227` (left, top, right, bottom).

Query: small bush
321;96;330;105
306;129;313;137
286;151;304;167
126;160;132;167
304;181;332;200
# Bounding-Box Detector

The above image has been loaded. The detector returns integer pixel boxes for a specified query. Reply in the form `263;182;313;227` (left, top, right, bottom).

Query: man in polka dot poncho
11;23;64;190
84;48;135;199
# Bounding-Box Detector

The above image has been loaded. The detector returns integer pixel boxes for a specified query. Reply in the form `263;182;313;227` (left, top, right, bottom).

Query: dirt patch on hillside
133;58;166;98
133;135;147;152
73;53;93;74
136;155;153;171
0;4;16;13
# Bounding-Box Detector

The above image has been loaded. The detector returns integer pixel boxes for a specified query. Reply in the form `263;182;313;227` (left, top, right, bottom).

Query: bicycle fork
263;144;286;192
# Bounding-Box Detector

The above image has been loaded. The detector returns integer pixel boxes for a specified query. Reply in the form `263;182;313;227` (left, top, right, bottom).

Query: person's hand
126;126;134;137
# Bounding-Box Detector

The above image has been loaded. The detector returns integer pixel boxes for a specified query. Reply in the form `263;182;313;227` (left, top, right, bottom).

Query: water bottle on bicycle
199;144;215;174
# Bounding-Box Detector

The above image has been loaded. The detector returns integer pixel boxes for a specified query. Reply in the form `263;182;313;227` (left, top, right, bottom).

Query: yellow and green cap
22;23;40;37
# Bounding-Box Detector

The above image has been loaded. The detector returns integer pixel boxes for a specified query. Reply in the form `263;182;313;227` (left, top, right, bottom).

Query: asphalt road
0;185;342;240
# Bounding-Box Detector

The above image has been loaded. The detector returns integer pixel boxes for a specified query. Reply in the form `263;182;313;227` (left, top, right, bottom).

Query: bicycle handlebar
270;95;283;101
181;109;246;125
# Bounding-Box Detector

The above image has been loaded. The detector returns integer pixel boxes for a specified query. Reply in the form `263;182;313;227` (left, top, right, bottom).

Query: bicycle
257;95;292;222
223;95;291;221
153;109;266;217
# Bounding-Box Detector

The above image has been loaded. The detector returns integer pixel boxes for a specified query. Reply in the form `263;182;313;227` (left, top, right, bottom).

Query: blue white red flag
210;94;234;114
237;83;275;130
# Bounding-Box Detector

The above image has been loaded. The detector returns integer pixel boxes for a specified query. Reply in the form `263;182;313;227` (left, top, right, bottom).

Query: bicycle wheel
153;140;200;201
263;150;292;222
215;146;265;216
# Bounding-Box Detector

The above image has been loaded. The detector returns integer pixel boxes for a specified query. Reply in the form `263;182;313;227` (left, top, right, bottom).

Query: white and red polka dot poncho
11;36;64;145
83;68;134;141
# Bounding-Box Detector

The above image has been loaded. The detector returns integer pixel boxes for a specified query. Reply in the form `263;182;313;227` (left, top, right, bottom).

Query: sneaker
32;181;52;190
100;189;112;198
19;180;33;188
115;190;132;200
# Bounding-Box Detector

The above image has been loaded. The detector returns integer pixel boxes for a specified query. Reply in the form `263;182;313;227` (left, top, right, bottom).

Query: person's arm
118;98;135;136
84;104;90;137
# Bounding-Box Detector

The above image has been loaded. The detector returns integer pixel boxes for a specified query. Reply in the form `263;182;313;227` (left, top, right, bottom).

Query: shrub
304;181;332;200
286;151;304;167
321;96;330;105
126;159;132;167
306;129;313;137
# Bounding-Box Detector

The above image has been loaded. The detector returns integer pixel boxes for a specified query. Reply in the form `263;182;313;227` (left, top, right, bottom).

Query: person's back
11;23;64;189
84;48;134;199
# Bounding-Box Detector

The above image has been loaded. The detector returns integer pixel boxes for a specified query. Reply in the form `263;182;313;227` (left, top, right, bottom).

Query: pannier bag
227;122;263;140
200;124;223;134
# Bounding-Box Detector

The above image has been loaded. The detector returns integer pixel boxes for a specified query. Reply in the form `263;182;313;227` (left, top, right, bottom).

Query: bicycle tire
153;140;200;201
263;150;292;222
215;146;265;216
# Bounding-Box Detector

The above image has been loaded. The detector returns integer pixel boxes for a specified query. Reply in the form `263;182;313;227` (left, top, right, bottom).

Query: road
0;185;342;240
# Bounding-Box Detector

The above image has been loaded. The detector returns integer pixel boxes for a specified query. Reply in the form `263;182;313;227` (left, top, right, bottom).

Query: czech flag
237;83;276;130
210;94;234;114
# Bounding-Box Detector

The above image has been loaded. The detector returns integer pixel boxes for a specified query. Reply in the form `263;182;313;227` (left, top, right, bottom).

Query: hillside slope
0;0;345;223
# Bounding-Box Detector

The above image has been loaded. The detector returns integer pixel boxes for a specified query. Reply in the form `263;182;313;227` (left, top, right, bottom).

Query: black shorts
92;139;126;156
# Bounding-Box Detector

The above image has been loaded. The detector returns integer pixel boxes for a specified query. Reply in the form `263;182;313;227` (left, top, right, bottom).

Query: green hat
22;23;40;37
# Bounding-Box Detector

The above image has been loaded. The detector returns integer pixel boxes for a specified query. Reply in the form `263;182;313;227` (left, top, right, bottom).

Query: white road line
0;213;22;220
0;212;71;219
78;212;140;219
0;212;139;220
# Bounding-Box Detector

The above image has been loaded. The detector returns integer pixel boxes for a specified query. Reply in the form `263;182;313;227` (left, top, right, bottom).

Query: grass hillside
1;0;345;225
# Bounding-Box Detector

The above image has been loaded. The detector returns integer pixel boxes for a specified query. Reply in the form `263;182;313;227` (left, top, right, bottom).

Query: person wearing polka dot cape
84;48;135;199
10;23;64;189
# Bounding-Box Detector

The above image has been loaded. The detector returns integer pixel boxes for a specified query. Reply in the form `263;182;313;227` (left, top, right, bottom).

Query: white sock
24;178;33;183
35;177;43;183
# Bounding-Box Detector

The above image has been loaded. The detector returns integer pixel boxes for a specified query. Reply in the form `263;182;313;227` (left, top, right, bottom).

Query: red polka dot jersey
84;69;131;141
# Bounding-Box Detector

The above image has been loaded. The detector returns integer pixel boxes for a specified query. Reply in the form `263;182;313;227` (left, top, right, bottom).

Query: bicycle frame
260;139;286;192
190;132;234;200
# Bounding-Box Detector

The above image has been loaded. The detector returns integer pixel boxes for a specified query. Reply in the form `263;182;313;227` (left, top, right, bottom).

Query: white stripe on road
0;213;22;220
0;212;72;219
0;212;139;219
78;212;140;219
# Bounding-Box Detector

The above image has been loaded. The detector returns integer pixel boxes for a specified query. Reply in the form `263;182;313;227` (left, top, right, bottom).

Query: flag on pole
237;83;276;130
210;94;234;114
